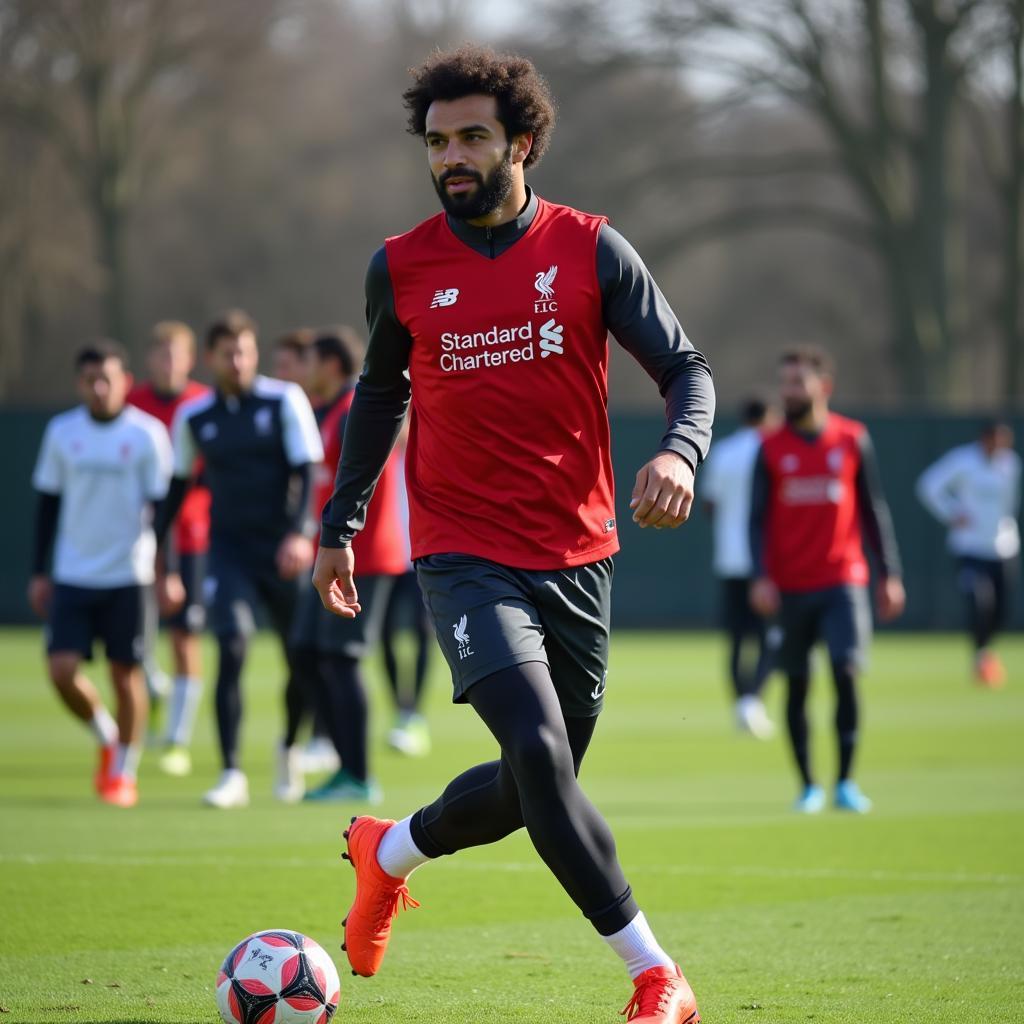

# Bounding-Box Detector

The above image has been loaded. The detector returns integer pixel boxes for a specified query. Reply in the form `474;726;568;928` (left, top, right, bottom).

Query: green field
1;626;1022;1023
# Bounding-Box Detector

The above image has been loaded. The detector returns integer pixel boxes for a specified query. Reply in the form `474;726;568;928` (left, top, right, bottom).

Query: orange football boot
975;651;1006;689
94;744;116;795
340;816;419;977
621;964;701;1023
100;775;138;808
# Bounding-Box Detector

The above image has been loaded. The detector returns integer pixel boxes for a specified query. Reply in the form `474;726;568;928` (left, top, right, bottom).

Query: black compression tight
785;674;812;787
410;662;637;936
729;624;773;700
215;634;248;770
833;664;859;782
382;574;432;713
785;664;860;786
311;650;368;781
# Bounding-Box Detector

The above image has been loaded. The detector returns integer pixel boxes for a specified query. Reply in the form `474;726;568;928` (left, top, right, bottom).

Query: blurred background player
289;329;407;802
750;346;905;814
157;310;323;808
29;342;172;807
271;325;338;775
272;328;314;391
701;396;778;738
128;321;211;775
381;431;434;758
916;420;1021;688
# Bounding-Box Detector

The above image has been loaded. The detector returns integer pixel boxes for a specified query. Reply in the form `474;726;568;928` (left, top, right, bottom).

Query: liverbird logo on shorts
452;614;474;660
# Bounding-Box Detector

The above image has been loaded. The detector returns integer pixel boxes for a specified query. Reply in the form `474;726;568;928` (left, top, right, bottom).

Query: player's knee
47;654;78;690
507;724;575;792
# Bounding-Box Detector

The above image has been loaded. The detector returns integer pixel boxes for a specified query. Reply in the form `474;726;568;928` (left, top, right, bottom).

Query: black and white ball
215;929;340;1024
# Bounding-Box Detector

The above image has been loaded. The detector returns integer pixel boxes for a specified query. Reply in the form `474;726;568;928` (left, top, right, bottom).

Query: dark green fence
1;408;1021;630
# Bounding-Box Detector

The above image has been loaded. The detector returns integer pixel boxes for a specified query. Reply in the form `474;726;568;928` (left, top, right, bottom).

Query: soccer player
701;396;778;738
290;329;407;802
749;347;905;814
128;321;211;775
312;47;713;1023
916;421;1021;687
29;342;172;807
157;310;323;808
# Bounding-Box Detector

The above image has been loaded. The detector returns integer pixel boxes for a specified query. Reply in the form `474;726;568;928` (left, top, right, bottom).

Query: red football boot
99;775;138;808
621;964;701;1023
340;816;419;977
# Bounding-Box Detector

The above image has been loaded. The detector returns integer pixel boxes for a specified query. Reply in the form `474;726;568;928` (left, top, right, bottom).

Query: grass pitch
0;626;1021;1023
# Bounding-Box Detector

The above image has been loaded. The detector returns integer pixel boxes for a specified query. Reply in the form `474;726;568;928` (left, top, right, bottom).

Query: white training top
701;426;763;578
916;442;1021;560
33;405;173;587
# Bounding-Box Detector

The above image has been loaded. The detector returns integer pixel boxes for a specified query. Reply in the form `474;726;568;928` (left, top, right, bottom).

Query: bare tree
0;0;282;347
631;0;1018;402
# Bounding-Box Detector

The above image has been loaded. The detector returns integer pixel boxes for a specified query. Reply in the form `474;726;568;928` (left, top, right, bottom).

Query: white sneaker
300;736;340;774
159;744;192;777
274;743;305;803
387;712;431;757
736;696;775;740
203;769;249;809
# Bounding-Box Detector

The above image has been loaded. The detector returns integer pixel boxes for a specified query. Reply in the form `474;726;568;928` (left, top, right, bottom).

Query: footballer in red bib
750;346;904;818
312;47;714;1022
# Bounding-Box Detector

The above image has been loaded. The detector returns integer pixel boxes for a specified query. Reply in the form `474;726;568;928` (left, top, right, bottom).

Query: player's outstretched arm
630;450;695;529
312;545;362;619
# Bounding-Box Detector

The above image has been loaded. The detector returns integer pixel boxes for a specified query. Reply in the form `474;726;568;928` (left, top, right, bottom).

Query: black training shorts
415;552;613;718
46;583;148;665
205;537;300;640
778;583;872;676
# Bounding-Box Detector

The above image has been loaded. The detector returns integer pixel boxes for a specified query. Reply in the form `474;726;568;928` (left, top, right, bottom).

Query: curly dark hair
403;45;557;169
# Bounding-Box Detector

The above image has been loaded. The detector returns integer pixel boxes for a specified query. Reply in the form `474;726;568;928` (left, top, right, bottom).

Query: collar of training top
444;186;538;246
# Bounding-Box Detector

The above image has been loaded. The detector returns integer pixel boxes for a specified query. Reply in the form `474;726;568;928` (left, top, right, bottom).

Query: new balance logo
539;318;564;358
534;265;558;312
452;614;474;660
430;288;460;309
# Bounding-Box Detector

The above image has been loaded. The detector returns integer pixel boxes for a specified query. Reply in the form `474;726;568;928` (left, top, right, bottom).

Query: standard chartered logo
538;318;564;358
438;317;566;373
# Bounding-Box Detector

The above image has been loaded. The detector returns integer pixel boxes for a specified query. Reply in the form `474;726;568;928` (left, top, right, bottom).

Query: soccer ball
215;929;340;1024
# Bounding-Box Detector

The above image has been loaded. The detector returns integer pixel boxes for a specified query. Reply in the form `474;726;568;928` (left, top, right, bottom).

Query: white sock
375;815;432;879
89;707;118;747
115;743;142;781
166;676;203;746
602;911;676;980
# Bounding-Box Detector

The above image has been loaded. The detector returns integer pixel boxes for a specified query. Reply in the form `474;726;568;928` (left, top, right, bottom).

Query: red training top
314;388;407;577
387;198;617;570
759;413;870;592
128;380;211;555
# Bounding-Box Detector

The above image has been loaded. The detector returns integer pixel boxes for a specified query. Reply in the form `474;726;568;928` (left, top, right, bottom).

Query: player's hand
876;576;906;623
311;545;361;619
630;451;695;529
276;533;315;580
750;576;780;617
157;571;186;617
27;575;52;619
